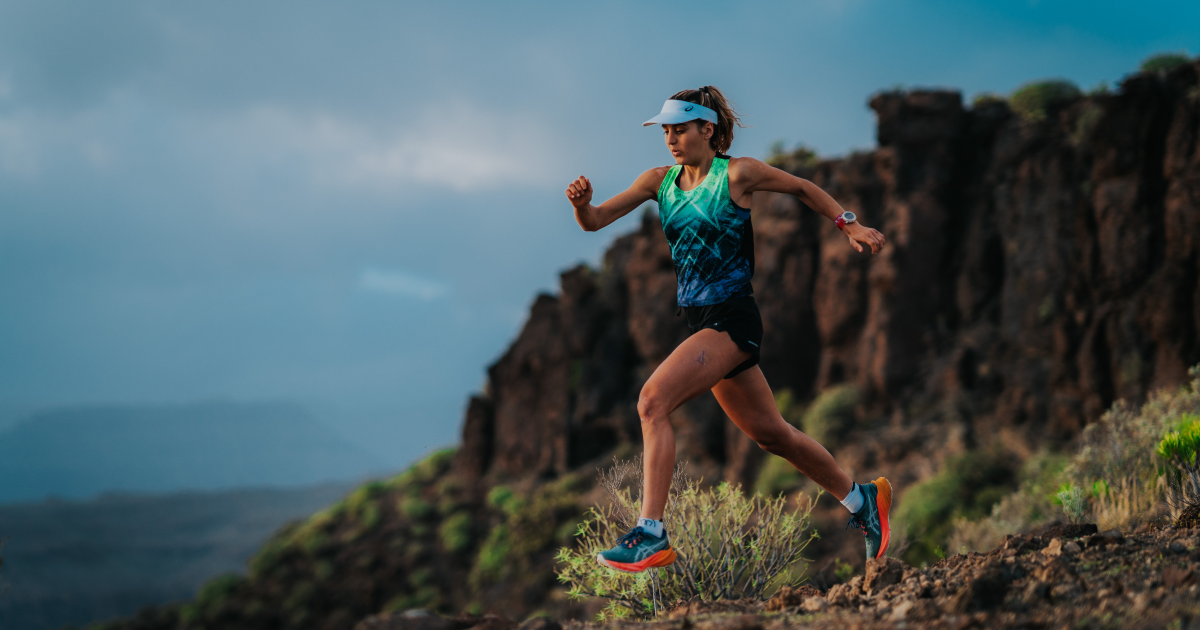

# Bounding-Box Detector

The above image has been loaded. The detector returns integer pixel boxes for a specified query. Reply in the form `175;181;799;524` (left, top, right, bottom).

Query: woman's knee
752;428;793;456
637;386;669;425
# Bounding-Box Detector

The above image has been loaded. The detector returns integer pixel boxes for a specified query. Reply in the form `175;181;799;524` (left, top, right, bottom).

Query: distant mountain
0;402;385;504
0;483;357;630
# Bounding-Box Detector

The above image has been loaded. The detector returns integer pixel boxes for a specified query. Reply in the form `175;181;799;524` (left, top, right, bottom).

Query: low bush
1157;414;1200;524
948;452;1066;554
439;511;473;554
1140;52;1191;75
1061;372;1200;529
556;456;817;620
1055;483;1088;524
800;384;859;448
951;366;1200;544
754;456;807;498
971;92;1007;109
766;142;820;173
1009;79;1081;121
471;476;583;588
895;448;1017;564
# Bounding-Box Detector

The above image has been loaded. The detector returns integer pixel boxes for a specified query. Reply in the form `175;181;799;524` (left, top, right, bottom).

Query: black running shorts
683;295;763;379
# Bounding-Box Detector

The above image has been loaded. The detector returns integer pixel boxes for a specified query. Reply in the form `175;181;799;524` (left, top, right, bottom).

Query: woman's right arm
566;167;668;232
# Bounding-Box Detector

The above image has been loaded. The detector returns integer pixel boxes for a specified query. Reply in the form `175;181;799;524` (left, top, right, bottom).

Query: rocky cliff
460;61;1200;496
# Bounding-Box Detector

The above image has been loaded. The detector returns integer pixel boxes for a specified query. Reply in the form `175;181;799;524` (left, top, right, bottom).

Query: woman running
564;86;892;572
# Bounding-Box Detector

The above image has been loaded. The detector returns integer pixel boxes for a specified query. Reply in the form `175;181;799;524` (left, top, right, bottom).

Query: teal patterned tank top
656;156;755;307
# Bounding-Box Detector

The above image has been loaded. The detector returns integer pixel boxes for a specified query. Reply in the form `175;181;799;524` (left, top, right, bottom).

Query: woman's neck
679;153;716;189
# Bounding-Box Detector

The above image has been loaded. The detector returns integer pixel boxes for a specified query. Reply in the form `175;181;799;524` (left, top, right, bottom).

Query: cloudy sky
1;0;1195;475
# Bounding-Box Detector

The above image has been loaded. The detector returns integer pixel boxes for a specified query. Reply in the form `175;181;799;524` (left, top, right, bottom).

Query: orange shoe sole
872;476;893;559
597;547;677;573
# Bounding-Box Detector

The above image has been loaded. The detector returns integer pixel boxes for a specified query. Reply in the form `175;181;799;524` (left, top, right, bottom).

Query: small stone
1169;540;1187;553
951;569;1008;613
1051;583;1080;600
890;600;915;621
1162;566;1197;587
1087;529;1125;547
764;584;821;612
693;614;762;630
801;597;831;613
865;557;908;595
517;619;561;630
826;583;856;607
1044;538;1081;556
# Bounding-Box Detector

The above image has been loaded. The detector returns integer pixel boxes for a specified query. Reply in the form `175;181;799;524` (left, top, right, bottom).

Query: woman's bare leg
712;366;853;500
638;328;750;520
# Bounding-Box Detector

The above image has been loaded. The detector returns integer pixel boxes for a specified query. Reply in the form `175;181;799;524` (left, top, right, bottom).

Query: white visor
643;99;719;127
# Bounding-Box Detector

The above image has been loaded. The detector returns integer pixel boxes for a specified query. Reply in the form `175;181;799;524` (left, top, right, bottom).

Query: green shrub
766;142;819;173
314;560;334;581
1071;102;1104;146
971;92;1007;109
1157;413;1200;523
755;456;806;498
948;452;1067;554
385;447;457;490
473;524;512;585
399;495;434;520
1064;372;1200;530
439;511;473;553
1009;79;1081;121
800;384;859;448
833;559;855;582
487;485;519;514
556;457;817;620
953;367;1200;545
193;573;242;618
895;449;1016;564
417;447;457;479
1055;483;1088;524
1140;52;1190;75
470;477;583;587
1156;413;1200;472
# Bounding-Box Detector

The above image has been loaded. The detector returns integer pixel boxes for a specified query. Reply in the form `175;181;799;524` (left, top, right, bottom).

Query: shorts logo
684;105;694;112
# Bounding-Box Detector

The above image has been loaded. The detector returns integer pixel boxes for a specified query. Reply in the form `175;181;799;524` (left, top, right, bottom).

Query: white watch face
842;211;857;223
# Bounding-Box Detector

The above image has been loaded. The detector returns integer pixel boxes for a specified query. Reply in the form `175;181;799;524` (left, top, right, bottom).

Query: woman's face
663;120;714;165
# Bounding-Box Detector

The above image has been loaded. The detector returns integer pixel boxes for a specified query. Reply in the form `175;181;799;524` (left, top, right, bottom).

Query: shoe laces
845;514;869;539
617;527;646;549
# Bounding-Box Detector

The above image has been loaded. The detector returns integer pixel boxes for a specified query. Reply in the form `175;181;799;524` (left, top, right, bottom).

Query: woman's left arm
731;157;886;254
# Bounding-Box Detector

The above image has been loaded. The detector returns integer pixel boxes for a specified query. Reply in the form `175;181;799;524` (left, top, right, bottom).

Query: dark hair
669;85;744;154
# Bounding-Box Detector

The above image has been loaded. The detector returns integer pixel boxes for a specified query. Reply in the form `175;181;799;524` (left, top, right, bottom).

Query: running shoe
596;526;676;573
846;477;893;561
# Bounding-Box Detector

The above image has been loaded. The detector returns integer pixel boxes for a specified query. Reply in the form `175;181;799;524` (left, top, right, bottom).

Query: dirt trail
361;525;1200;630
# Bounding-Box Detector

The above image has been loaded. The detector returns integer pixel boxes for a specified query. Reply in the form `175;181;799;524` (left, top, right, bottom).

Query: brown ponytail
669;85;745;154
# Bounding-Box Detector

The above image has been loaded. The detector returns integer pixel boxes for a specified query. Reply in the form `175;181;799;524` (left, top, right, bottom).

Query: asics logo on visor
684;105;694;111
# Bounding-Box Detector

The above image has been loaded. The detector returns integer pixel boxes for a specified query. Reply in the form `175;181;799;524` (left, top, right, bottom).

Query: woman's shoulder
639;165;674;185
725;156;771;182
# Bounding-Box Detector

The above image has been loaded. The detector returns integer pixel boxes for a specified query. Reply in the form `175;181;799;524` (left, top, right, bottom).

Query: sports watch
835;211;857;230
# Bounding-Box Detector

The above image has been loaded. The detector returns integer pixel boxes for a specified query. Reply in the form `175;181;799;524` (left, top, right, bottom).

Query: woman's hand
565;176;593;210
845;222;886;254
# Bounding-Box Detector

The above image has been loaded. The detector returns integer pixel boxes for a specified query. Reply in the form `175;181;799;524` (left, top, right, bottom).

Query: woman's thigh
710;366;791;443
640;328;751;416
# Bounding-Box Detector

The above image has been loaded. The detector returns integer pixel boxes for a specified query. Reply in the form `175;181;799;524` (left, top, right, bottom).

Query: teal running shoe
846;477;893;561
596;526;676;573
